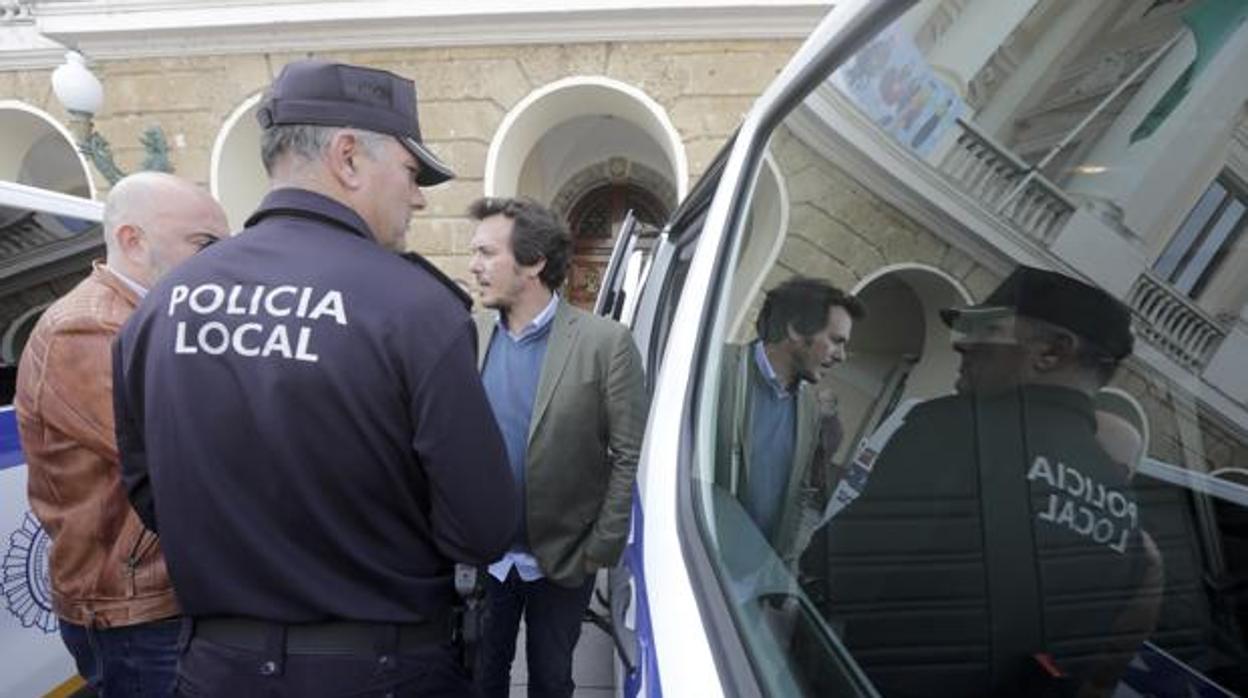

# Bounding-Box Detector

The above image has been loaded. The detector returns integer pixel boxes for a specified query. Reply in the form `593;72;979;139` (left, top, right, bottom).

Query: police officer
815;265;1163;698
113;60;517;696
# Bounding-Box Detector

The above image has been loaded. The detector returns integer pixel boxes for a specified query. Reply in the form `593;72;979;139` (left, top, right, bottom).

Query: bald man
16;172;227;697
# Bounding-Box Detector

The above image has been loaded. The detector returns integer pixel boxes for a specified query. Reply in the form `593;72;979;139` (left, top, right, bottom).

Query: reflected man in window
821;265;1162;698
716;277;864;566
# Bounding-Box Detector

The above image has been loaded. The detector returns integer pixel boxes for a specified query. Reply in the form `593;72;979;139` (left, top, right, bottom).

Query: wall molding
20;2;829;62
0;0;33;25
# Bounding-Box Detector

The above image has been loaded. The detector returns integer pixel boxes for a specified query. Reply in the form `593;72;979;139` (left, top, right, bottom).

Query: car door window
683;5;1248;697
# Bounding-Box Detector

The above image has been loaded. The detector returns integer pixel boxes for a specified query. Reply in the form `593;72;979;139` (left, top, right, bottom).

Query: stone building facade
3;40;797;276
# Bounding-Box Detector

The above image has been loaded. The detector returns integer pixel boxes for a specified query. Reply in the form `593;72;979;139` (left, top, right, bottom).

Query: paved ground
507;617;617;697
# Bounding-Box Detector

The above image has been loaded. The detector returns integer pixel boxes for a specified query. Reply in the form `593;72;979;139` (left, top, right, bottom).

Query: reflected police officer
820;265;1162;697
113;60;517;696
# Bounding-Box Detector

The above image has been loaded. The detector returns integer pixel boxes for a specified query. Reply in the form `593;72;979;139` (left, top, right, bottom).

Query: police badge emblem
1;512;56;633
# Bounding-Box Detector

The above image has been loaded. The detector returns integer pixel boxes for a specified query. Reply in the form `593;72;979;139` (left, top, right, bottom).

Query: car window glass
689;4;1248;696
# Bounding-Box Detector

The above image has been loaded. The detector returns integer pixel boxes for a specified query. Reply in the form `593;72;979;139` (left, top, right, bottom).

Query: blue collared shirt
743;340;798;540
484;293;560;582
753;341;792;399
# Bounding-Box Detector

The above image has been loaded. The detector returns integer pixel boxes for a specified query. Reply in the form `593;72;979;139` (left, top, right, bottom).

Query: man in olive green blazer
467;196;646;698
715;278;863;568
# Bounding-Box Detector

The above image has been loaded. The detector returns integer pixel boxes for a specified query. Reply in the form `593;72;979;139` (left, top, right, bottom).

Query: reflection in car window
646;219;701;388
690;3;1248;696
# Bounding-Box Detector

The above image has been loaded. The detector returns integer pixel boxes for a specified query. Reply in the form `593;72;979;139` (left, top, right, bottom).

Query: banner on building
832;25;965;157
0;406;77;697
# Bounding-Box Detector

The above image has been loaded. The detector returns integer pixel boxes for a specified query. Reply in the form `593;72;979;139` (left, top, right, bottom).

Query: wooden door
565;183;667;309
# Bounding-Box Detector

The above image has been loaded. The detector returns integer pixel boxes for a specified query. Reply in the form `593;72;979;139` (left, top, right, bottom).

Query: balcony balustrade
1129;272;1227;371
939;117;1076;244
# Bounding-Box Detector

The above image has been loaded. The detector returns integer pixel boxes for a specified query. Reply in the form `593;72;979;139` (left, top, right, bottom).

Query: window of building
1154;173;1248;298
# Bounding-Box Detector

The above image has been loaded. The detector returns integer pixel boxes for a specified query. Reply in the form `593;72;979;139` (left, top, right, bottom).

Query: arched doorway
0;103;98;375
565;181;669;308
485;76;688;201
210;92;266;231
0;101;94;198
826;265;972;462
485;76;685;308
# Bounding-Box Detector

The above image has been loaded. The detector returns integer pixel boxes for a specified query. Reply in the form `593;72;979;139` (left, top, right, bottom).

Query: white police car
0;180;101;697
594;1;1248;695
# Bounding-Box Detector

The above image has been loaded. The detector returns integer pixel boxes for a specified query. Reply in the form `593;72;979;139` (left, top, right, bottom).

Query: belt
193;615;451;656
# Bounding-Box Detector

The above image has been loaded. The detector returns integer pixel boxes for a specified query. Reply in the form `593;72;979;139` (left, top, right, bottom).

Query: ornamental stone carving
0;1;34;24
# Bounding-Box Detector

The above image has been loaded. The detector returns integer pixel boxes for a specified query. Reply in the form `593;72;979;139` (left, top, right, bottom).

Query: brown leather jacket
15;263;178;628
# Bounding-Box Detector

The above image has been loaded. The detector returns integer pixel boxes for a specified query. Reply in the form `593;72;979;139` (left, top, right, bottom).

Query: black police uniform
819;385;1151;697
114;188;516;695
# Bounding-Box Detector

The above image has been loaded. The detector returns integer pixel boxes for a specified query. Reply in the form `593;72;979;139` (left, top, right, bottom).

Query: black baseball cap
257;60;454;186
940;265;1134;360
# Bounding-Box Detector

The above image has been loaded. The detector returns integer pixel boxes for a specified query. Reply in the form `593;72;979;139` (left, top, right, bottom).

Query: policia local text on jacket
821;385;1155;697
114;188;517;626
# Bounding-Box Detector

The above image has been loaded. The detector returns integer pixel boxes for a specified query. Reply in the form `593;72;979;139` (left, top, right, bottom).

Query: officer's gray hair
260;125;390;174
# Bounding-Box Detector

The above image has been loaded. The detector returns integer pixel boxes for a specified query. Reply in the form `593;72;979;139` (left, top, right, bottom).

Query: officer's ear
1032;328;1077;374
327;130;365;190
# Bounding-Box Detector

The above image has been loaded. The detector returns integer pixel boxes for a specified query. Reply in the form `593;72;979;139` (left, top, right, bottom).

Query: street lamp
51;51;173;185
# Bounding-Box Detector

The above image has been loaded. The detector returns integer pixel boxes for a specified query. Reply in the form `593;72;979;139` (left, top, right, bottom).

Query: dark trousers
59;617;181;697
173;620;470;697
474;568;596;698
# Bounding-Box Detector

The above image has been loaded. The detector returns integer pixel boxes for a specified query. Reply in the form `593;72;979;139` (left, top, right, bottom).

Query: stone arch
1210;467;1248;487
550;158;678;221
0;101;95;199
210;92;266;231
1095;386;1151;478
826;264;973;460
485;76;688;202
1;302;53;365
486;76;687;307
727;154;790;341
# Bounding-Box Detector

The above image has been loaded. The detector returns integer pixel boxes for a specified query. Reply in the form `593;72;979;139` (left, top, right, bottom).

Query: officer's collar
245;188;376;242
1005;384;1097;431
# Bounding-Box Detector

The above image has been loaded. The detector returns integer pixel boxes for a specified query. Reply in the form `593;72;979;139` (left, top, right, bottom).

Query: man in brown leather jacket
15;172;228;696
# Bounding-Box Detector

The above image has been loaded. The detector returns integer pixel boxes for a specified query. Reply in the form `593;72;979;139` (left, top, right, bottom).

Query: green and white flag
1131;0;1248;143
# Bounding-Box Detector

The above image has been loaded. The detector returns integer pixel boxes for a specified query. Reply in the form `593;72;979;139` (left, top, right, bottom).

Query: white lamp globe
52;51;104;116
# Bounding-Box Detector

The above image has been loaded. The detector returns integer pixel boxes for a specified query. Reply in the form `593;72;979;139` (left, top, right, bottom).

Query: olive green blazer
715;342;823;565
475;299;646;587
